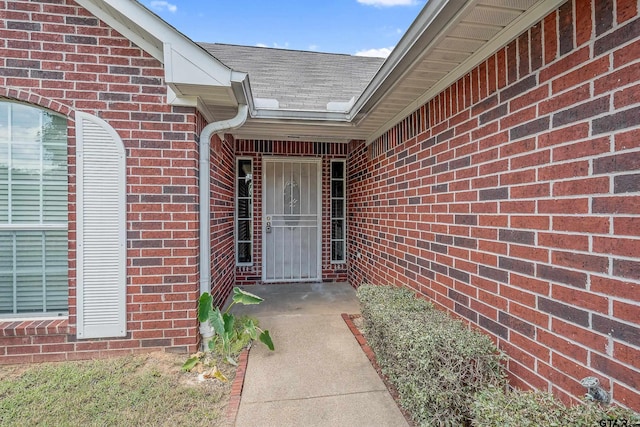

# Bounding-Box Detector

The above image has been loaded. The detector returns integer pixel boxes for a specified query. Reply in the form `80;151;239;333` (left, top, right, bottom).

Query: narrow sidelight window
330;160;346;263
236;158;253;265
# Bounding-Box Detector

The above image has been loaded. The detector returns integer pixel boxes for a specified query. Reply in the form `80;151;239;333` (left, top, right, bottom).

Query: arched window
0;100;68;316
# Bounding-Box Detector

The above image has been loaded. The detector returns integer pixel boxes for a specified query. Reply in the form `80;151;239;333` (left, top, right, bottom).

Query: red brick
551;284;609;313
510;302;549;327
552;176;610;196
552;318;608;352
511;150;550;170
575;0;593;46
553;215;610;234
593;236;640;258
7;345;41;355
614;83;640;108
510;244;548;263
538;329;588;364
511;273;550;295
617;0;639;24
42;343;75;353
613;300;640;323
591;275;640;302
510;215;550;230
613;382;640;411
614;217;640;236
509;184;550;200
539;161;589;181
614;38;640;67
538;198;589;214
552;137;611;162
592;353;639;390
541;46;589;81
614;341;640;370
33;353;68;363
595;62;640;94
539;123;590;148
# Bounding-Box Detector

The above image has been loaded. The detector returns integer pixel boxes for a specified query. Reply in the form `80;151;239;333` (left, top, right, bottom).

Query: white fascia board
164;42;230;89
251;108;351;122
347;0;456;121
364;0;567;144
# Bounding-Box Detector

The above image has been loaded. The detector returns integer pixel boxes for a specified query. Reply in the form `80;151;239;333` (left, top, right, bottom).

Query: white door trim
262;157;322;283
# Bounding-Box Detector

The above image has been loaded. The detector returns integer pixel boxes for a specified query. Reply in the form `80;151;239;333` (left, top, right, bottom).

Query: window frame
330;159;346;264
0;100;68;318
235;157;253;266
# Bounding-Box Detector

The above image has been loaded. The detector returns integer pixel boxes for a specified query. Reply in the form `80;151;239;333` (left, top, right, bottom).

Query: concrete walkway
232;282;408;427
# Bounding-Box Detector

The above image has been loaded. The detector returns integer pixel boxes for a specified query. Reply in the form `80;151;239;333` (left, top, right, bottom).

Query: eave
75;0;242;122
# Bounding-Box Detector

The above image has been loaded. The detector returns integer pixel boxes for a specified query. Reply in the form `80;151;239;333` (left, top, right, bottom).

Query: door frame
261;156;323;283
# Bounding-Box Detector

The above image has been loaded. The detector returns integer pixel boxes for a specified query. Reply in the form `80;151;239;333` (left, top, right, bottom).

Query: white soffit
356;0;568;144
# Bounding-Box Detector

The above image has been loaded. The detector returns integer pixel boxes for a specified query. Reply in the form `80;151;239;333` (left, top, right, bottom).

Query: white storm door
263;158;321;282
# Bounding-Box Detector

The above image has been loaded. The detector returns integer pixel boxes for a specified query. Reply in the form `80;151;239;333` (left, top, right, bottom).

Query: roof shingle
199;43;384;111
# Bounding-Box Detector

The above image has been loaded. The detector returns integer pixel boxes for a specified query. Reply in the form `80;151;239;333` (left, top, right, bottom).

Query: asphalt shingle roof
199;43;384;111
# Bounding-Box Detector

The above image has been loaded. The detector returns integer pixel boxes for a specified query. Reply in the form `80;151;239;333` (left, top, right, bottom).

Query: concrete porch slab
232;282;408;427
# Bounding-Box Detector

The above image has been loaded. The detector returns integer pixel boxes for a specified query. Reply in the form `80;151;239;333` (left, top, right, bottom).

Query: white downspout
198;104;248;349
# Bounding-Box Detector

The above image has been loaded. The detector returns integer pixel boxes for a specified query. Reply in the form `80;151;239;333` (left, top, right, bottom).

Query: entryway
262;158;321;282
232;282;409;426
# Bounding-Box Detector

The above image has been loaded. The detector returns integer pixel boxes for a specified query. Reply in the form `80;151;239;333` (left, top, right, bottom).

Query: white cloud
355;46;394;58
308;44;319;51
357;0;418;6
149;1;177;13
256;42;291;49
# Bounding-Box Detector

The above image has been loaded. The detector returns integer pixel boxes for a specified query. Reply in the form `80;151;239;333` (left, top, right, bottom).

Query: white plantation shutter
76;112;126;339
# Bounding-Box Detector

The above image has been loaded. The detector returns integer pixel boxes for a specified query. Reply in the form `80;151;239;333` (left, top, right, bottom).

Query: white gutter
198;103;248;348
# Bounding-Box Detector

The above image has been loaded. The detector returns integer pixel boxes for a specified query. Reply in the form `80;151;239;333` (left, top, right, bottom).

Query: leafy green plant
183;287;274;371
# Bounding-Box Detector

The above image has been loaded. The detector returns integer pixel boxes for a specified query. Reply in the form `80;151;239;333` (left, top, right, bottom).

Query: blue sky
142;0;426;57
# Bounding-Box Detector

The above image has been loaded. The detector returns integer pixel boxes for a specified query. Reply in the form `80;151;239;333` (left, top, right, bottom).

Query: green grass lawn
0;353;233;426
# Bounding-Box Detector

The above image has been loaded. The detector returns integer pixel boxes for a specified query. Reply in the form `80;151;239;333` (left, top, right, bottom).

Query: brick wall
348;0;640;410
209;133;236;306
235;140;348;285
0;0;200;362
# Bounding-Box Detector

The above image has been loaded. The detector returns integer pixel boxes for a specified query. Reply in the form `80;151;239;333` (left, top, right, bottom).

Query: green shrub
357;283;433;313
472;385;640;427
357;284;506;426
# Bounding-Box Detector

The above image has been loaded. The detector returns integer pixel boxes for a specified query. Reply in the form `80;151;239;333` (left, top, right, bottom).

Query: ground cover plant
472;384;640;427
0;353;231;426
357;284;639;427
357;284;506;426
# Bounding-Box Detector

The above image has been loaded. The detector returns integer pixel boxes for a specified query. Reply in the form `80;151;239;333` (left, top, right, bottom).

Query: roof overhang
231;0;567;142
75;0;244;122
76;0;567;143
352;0;568;143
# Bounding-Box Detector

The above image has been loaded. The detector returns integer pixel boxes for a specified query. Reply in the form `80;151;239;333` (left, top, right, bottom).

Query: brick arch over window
0;88;72;118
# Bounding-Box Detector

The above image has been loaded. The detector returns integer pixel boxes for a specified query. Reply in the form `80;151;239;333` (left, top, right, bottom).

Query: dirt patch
135;351;238;394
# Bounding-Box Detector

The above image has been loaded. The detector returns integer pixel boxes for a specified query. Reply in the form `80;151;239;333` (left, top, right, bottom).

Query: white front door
263;158;321;282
